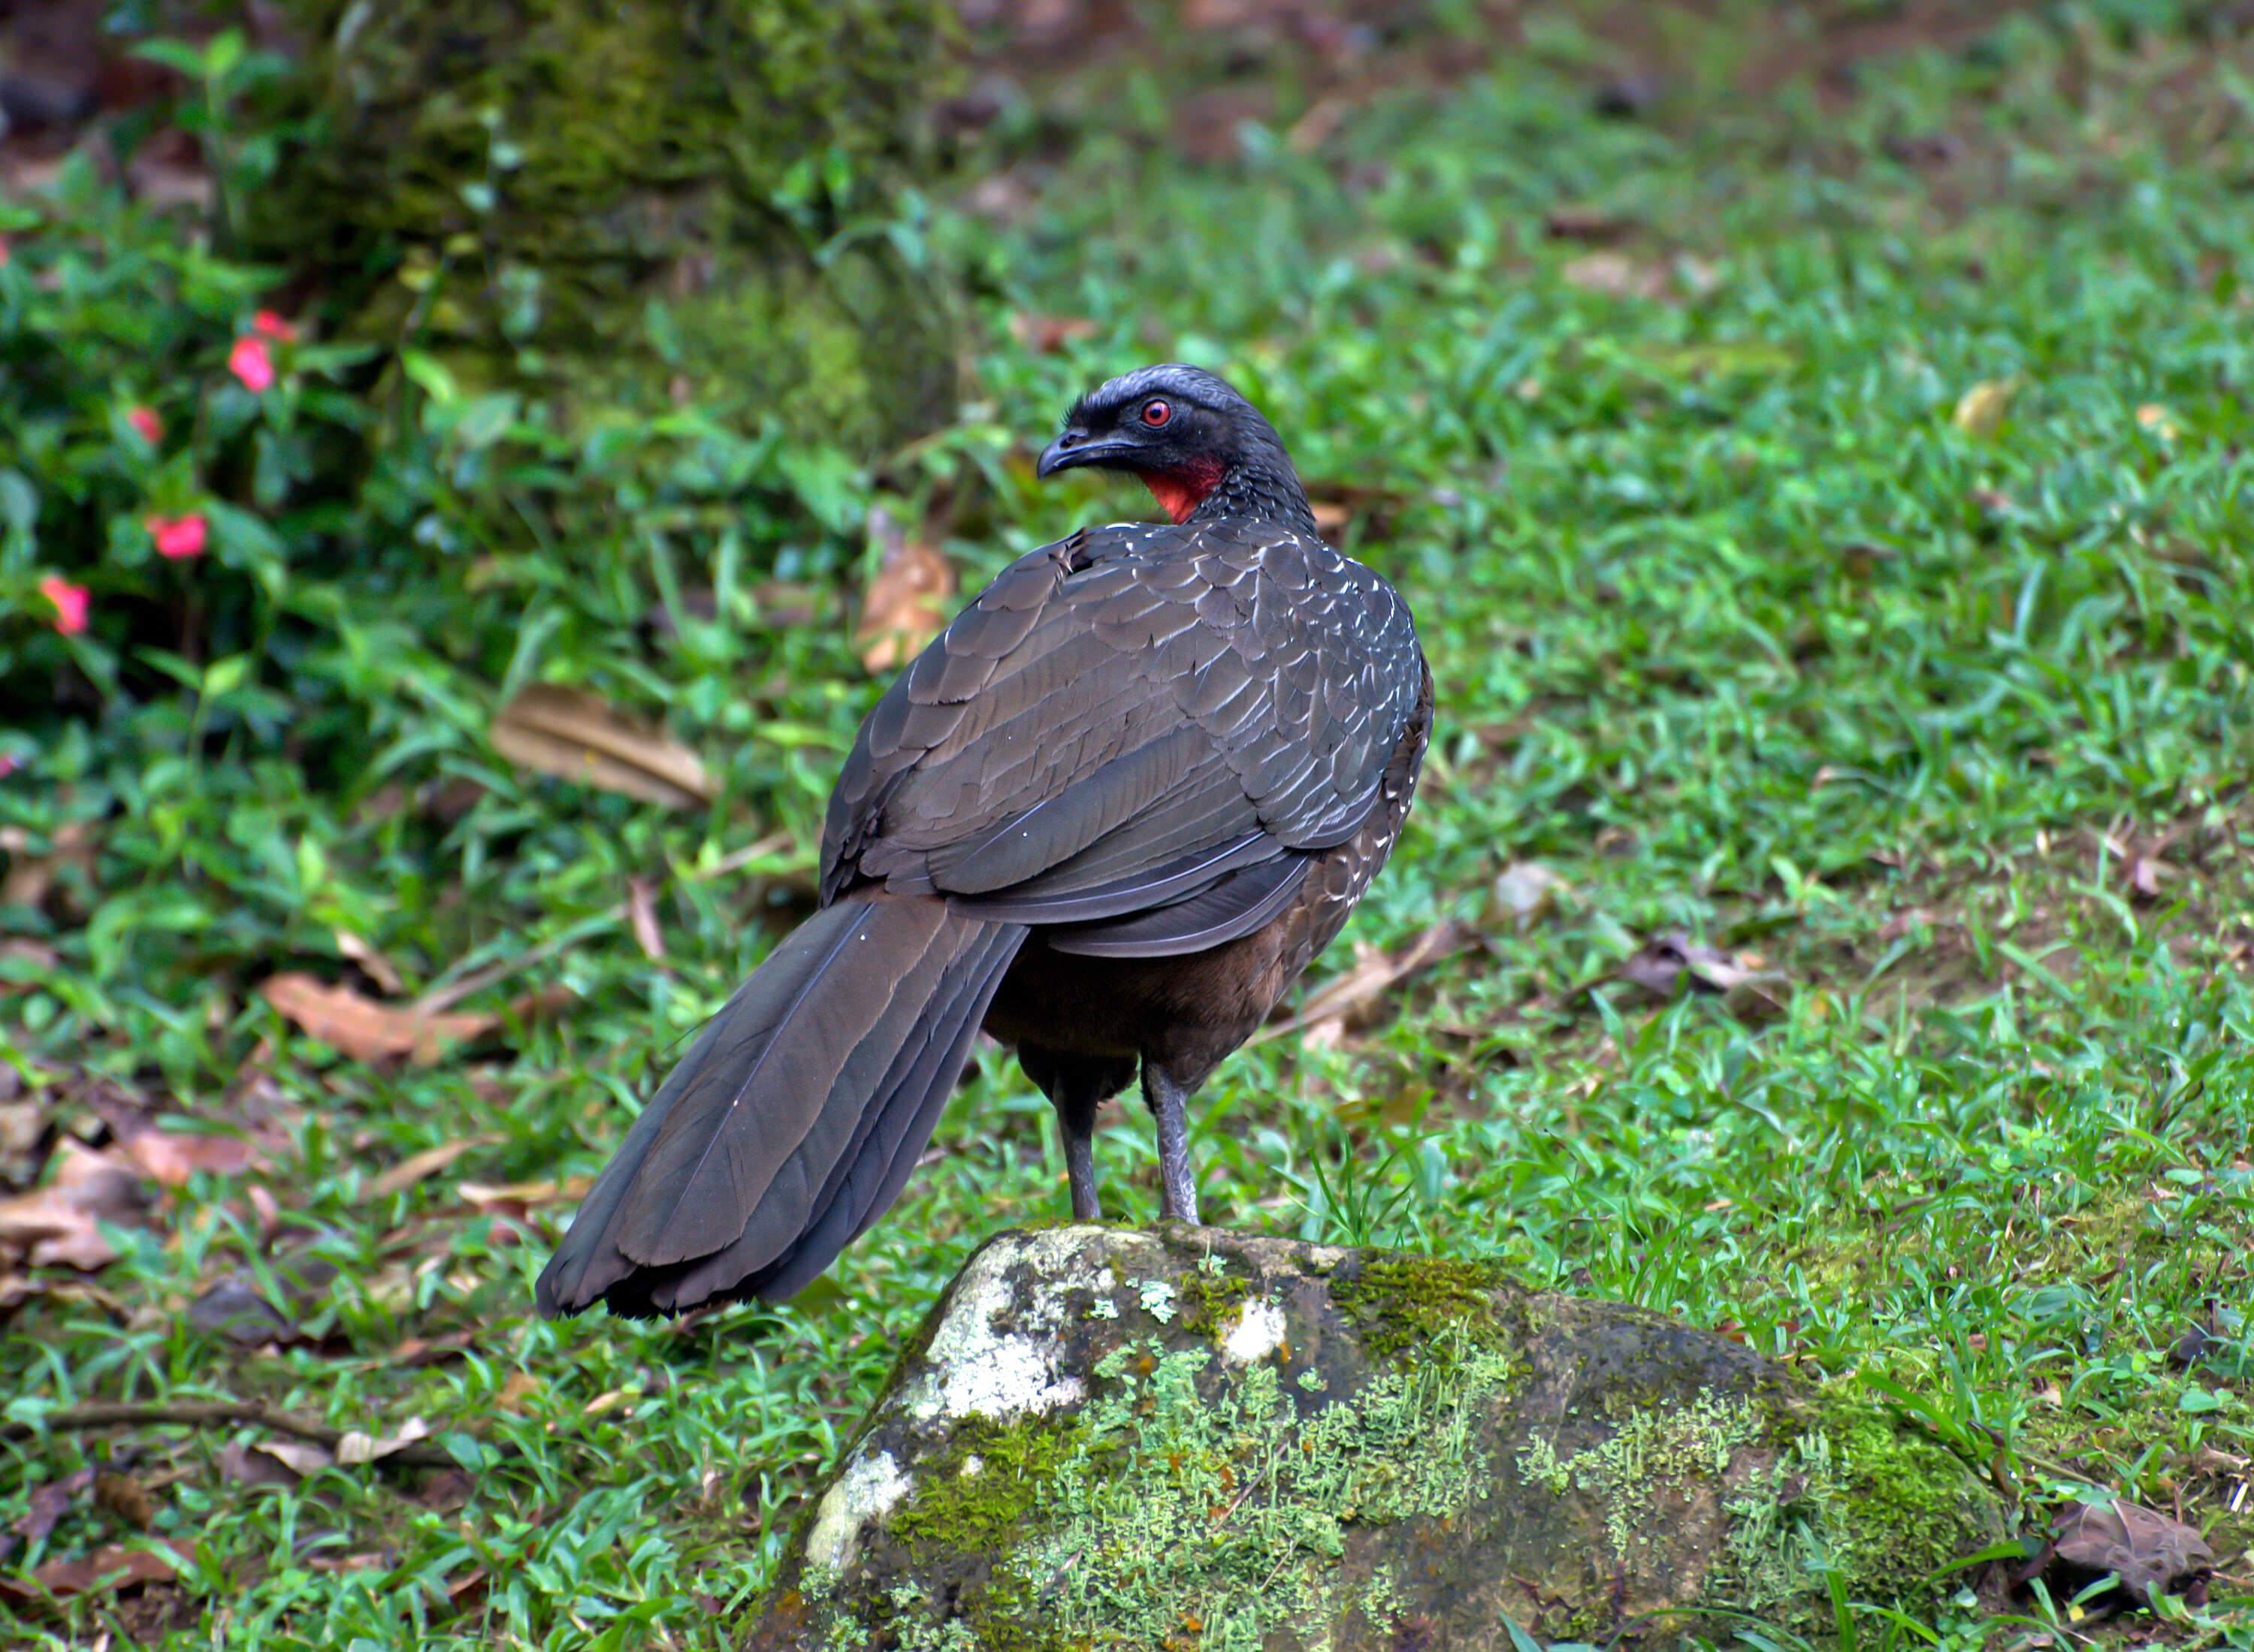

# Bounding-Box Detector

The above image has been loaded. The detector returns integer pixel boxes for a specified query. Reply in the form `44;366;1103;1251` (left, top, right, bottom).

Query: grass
5;1;2253;1646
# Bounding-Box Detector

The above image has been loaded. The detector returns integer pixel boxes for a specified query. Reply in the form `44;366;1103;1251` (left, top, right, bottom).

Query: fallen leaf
489;683;713;808
262;973;495;1065
116;1128;258;1187
0;1140;145;1270
12;1467;95;1544
1490;862;1568;929
1005;312;1098;354
336;932;403;995
856;507;955;673
363;1136;498;1203
258;1438;338;1478
1951;376;2020;436
1259;920;1474;1044
2014;1496;2213;1614
217;1439;310;1487
335;1417;431;1466
1603;932;1793;1024
13;1539;195;1600
497;1370;542;1412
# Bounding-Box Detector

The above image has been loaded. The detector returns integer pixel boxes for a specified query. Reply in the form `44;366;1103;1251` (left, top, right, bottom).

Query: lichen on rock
748;1226;2005;1650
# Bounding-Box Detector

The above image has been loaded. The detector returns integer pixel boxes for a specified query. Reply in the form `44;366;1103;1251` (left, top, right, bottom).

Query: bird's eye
1141;400;1171;427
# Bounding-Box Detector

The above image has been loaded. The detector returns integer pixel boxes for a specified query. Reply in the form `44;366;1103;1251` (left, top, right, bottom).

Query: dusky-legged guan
536;365;1432;1318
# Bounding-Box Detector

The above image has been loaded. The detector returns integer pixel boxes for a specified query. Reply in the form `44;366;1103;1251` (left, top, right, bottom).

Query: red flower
229;335;275;393
147;513;208;560
127;406;163;445
251;309;298;342
38;576;89;636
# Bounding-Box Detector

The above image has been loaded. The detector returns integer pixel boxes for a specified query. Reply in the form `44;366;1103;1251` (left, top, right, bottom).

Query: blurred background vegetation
3;0;2252;1646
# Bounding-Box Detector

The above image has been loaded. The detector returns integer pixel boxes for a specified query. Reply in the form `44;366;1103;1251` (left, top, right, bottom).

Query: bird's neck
1153;445;1320;539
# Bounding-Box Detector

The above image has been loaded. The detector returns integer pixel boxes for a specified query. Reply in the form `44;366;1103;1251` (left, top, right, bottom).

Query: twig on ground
2;1400;511;1470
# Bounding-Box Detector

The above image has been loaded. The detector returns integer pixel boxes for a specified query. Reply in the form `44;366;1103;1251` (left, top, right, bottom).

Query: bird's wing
818;518;1424;934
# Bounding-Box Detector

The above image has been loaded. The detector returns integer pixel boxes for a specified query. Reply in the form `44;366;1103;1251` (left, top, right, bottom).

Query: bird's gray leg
1056;1083;1103;1222
1144;1061;1201;1224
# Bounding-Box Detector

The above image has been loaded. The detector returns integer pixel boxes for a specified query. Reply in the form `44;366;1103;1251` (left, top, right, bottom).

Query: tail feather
663;920;1023;1307
536;896;1026;1317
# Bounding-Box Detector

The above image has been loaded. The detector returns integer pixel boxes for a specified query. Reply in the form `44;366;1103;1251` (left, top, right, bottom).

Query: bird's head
1036;364;1316;535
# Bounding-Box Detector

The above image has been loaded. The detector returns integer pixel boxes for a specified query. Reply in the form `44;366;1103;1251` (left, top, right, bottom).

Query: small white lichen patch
1138;1279;1178;1323
961;1454;984;1477
1087;1297;1119;1320
805;1448;911;1575
902;1234;1089;1422
1222;1298;1288;1364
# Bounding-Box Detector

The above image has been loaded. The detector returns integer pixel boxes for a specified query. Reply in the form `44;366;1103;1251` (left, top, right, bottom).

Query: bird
536;364;1432;1318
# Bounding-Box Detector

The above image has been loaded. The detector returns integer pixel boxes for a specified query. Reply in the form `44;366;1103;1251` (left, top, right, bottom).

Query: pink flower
39;576;89;636
251;309;298;342
0;755;17;778
127;406;163;445
147;513;207;560
229;335;274;393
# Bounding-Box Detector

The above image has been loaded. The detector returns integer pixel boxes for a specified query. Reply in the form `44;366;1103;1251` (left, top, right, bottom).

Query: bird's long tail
536;895;1028;1316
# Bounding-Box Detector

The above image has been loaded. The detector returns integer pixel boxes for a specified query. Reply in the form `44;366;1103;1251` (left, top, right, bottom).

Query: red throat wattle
1141;458;1225;524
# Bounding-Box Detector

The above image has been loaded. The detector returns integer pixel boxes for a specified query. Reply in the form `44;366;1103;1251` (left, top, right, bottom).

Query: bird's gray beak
1037;428;1127;478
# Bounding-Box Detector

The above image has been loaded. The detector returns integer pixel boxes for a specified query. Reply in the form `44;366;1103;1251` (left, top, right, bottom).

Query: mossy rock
256;0;960;452
750;1225;2005;1650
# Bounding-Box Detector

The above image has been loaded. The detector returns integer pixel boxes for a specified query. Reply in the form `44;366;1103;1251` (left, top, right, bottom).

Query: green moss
889;1414;1080;1556
813;1327;1518;1650
257;0;959;452
1330;1252;1511;1361
1173;1255;1253;1345
1802;1394;2002;1606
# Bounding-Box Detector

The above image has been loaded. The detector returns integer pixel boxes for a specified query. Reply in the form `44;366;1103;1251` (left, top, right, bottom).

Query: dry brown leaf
336;931;403;995
497;1370;542;1412
0;1140;144;1270
13;1467;94;1545
1005;312;1098;354
116;1128;257;1187
1259;920;1473;1043
857;507;955;673
626;876;665;962
2015;1496;2213;1614
363;1136;498;1204
216;1439;308;1487
263;973;495;1065
489;683;713;808
14;1539;195;1600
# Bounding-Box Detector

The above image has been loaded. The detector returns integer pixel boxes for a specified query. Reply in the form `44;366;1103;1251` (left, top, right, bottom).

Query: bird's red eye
1141;400;1171;427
